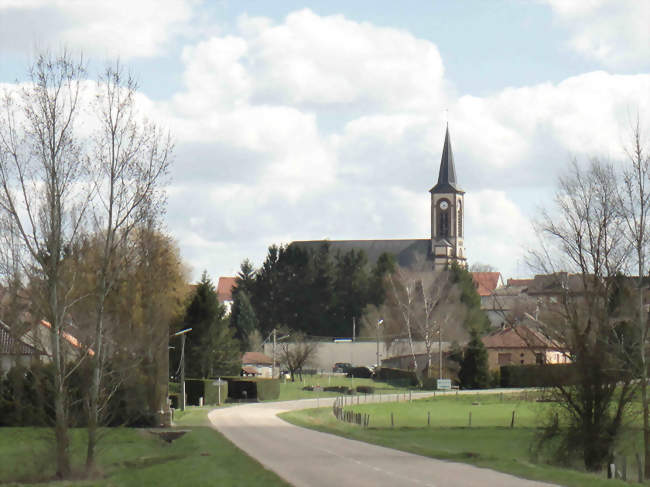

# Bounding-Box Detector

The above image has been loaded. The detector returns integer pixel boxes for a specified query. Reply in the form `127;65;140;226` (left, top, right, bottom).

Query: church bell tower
430;126;466;270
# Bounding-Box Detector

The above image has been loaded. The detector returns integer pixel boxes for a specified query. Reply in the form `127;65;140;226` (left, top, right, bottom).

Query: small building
471;272;504;297
481;324;569;371
241;351;273;378
217;277;237;314
0;321;45;374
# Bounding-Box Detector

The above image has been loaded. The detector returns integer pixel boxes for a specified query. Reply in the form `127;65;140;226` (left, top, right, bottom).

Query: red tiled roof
482;325;557;350
242;351;273;365
0;323;44;356
471;272;502;297
217;277;237;303
241;365;260;375
40;320;94;356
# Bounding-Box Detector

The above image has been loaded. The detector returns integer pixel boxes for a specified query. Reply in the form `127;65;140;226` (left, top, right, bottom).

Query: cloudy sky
1;0;648;281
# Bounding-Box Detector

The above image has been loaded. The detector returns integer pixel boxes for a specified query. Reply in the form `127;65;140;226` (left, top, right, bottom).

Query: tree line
230;242;395;346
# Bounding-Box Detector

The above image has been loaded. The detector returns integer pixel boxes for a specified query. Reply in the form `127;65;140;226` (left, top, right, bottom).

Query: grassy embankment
281;392;642;487
0;406;288;487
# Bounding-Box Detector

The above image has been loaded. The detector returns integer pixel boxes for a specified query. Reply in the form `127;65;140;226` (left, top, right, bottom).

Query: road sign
212;379;226;386
314;386;323;392
436;379;452;390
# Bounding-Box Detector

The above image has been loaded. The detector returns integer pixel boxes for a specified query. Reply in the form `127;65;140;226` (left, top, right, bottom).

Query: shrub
500;364;577;388
323;386;352;394
356;386;374;394
374;367;418;387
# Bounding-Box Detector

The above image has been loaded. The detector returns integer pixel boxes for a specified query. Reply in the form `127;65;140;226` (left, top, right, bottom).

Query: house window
498;353;511;365
535;353;544;365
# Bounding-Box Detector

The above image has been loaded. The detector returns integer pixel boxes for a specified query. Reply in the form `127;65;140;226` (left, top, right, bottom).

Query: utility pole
352;317;356;342
272;328;277;378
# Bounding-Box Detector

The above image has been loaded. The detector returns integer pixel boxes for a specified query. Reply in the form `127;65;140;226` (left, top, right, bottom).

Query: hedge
500;364;577;388
0;361;159;427
222;377;280;401
374;367;418;387
346;366;373;379
183;379;228;406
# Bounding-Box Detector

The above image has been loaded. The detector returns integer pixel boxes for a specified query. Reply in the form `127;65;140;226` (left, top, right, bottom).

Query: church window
438;208;449;238
458;201;463;238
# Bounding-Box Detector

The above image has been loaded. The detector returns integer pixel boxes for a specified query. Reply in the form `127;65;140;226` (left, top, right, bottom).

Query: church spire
430;126;464;194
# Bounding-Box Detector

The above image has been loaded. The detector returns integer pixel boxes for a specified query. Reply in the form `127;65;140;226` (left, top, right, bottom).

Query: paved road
208;392;557;487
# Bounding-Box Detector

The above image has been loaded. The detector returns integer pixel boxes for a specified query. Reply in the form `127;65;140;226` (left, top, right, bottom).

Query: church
292;127;467;270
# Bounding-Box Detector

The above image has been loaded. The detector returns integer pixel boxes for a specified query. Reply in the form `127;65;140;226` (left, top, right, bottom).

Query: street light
376;319;384;369
173;328;192;411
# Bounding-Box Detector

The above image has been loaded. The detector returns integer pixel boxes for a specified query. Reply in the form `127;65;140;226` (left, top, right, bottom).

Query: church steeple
430;126;464;195
429;125;467;270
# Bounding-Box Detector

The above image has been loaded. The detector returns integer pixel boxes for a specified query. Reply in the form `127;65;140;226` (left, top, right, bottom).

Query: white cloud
542;0;650;68
0;0;199;58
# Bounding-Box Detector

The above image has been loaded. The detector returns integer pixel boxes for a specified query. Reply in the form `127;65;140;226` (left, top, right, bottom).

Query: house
471;272;504;297
241;351;273;378
481;324;570;371
0;321;45;375
20;320;94;363
217;277;237;314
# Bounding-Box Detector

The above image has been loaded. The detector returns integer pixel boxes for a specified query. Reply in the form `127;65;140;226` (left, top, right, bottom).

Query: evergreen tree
230;290;259;349
450;262;491;333
458;329;490;389
181;271;240;378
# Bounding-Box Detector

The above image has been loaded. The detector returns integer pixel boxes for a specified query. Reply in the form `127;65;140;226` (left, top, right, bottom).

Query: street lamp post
438;327;442;380
376;319;384;369
173;328;192;411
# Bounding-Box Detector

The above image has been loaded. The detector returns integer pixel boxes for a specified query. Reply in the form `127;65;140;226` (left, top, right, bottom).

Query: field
0;406;288;486
281;392;642;487
274;373;410;401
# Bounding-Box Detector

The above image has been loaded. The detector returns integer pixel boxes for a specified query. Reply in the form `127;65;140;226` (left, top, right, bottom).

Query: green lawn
0;407;288;486
281;393;641;487
275;374;410;401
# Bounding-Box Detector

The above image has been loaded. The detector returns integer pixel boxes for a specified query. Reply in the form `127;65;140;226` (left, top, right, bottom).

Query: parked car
332;362;352;373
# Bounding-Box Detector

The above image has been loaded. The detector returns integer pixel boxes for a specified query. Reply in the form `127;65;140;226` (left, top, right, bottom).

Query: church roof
430;126;464;194
291;239;431;267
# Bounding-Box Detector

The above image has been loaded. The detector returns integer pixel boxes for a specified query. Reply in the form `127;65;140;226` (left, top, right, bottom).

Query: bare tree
84;62;171;471
385;267;420;378
0;51;89;479
278;331;318;382
618;115;650;478
384;267;466;380
530;159;636;471
416;270;465;377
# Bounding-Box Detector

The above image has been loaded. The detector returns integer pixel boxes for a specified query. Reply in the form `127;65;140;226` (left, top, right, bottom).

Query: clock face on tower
439;200;449;210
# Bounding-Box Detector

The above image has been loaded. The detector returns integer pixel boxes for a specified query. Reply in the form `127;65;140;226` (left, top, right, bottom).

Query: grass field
275;374;410;401
281;393;641;487
0;406;288;486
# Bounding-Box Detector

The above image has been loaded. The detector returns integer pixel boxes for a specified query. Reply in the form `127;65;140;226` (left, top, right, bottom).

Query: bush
374;367;418;387
500;364;577;388
323;386;353;394
255;379;280;400
355;386;374;394
347;366;372;379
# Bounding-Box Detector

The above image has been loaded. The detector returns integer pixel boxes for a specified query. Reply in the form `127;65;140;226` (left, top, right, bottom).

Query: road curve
208;393;556;487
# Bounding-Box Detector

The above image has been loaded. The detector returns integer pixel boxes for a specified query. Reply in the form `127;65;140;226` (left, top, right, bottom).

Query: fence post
391;412;394;428
622;456;627;481
427;411;430;426
409;390;412;402
469;411;472;427
510;410;515;428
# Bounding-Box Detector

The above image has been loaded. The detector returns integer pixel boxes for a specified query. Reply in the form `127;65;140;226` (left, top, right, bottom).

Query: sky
0;0;648;282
